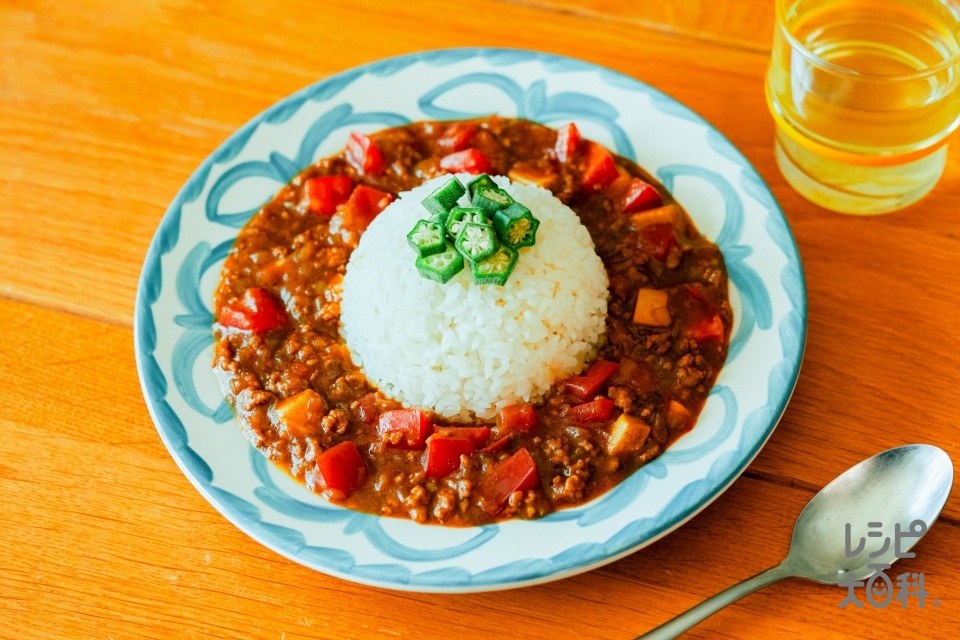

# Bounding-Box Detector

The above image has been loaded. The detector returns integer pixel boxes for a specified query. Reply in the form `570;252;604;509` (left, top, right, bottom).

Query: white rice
339;174;609;422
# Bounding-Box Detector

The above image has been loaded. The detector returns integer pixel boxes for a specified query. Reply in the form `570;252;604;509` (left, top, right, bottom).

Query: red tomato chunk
568;398;615;424
497;404;537;433
423;436;475;478
345;131;384;175
621;178;663;214
304;175;353;216
217;287;286;334
433;426;491;447
580;142;619;193
439;148;491;175
333;184;395;236
481;435;511;454
378;409;432;449
561;360;619;400
638;223;677;262
554;122;581;163
318;441;366;498
480;448;539;513
437;122;477;152
683;286;725;342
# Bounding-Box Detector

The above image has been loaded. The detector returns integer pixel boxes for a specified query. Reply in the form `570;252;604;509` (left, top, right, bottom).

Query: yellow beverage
767;0;960;214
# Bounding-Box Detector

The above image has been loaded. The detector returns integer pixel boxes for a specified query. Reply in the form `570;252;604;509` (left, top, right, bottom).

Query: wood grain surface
1;1;958;638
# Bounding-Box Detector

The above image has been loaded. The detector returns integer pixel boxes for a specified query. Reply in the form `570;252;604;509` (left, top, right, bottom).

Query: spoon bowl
639;444;954;639
786;444;953;583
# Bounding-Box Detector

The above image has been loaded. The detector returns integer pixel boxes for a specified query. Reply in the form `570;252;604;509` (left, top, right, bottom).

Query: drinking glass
766;0;960;214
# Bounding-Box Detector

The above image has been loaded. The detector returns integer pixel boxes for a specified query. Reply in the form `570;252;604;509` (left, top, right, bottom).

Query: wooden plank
1;299;958;638
512;0;777;52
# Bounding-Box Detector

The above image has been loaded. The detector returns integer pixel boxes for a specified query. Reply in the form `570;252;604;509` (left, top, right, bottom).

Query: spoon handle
636;563;794;640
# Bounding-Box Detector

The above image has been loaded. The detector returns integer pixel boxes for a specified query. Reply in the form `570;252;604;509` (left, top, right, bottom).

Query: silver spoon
639;444;954;639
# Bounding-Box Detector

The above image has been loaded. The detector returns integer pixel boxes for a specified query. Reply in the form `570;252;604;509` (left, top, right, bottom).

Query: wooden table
2;1;958;638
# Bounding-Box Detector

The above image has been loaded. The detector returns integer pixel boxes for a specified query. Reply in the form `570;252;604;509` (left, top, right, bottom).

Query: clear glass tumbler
766;0;960;214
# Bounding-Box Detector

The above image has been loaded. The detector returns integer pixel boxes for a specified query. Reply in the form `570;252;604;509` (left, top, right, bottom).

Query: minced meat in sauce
213;116;732;525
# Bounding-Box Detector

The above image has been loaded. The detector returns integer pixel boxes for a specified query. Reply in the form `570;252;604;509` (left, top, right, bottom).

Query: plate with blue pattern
134;47;806;592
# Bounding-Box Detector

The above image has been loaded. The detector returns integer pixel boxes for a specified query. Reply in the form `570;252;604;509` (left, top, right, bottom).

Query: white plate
134;48;806;593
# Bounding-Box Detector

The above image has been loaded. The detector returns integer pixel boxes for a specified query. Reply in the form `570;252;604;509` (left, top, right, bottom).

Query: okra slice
429;211;449;229
466;173;498;198
406;219;447;257
455;222;499;263
421;177;466;217
493;202;540;249
471;244;519;286
471;185;514;215
415;241;465;284
445;207;490;240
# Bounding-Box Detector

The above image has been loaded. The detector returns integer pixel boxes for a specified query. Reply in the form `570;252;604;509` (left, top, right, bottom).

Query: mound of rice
339;174;609;422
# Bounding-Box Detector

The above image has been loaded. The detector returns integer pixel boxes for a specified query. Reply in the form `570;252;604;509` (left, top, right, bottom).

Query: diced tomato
621;178;663;214
554;122;581;163
333;184;395;236
423;436;475;478
345;131;384;175
482;435;511;453
638;223;677;261
580;142;619;193
433;426;491;447
304;175;353;216
217;287;286;334
684;285;725;342
690;314;725;342
568;398;615;424
317;441;366;498
377;409;432;449
561;360;619;400
438;122;477;152
217;306;253;330
497;404;537;434
355;392;380;425
439;148;491;175
479;448;539;513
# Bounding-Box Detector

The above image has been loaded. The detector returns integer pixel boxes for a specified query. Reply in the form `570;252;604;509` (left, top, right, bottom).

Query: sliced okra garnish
493;202;540;249
471;185;514;215
406;219;447;257
470;244;519;286
415;241;465;284
455;222;499;262
421;177;466;217
466;173;498;198
445;207;490;240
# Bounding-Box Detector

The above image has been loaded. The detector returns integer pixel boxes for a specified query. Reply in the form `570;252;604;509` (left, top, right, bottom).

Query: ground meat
432;486;458;522
321;408;350;435
608;386;635;413
544;437;571;468
676;354;708;389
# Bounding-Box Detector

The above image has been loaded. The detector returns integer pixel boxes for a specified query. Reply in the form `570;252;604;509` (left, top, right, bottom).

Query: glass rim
774;0;960;81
